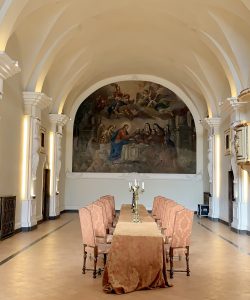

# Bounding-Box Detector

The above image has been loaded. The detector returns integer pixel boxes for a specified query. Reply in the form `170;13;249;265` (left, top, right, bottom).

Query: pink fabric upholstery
100;196;113;224
87;204;106;237
171;209;194;248
94;200;109;229
161;200;176;230
164;204;184;239
101;195;116;217
152;196;166;219
79;207;96;247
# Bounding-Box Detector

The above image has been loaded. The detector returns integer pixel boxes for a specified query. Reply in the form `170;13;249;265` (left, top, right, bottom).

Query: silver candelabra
129;180;144;223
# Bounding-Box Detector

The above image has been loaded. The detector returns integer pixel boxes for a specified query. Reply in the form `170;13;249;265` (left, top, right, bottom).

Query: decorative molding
204;117;221;133
66;171;203;181
23;92;52;116
49;114;69;127
0;51;20;80
238;88;250;103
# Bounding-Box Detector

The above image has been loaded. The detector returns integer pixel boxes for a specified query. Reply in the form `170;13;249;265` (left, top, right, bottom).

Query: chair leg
103;253;107;266
185;246;190;276
170;247;174;279
82;244;87;274
93;246;98;278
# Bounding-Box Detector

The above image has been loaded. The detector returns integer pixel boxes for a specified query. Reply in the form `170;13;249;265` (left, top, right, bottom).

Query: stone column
0;52;20;99
204;117;221;219
21;92;52;229
49;114;69;218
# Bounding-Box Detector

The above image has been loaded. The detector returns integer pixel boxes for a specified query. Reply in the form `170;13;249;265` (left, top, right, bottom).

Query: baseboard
21;224;38;232
218;218;229;226
231;227;250;235
61;209;78;214
208;216;219;221
49;215;60;220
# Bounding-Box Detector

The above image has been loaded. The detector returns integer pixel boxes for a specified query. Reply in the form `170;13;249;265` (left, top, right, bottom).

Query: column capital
23;91;52;109
0;51;20;80
204;117;221;132
49;114;69;127
23;92;52;117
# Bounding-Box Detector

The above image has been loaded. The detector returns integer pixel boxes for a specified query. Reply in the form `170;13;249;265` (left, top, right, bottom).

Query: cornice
204;117;221;129
23;92;52;112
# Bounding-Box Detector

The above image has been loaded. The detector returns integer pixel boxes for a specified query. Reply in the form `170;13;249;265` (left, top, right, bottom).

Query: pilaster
21;92;52;229
204;117;221;219
49;114;69;217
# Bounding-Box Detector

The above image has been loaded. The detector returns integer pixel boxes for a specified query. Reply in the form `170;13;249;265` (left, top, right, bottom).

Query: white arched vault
65;74;204;177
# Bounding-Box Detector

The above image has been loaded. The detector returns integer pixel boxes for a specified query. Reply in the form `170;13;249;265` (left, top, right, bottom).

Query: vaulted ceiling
1;0;250;119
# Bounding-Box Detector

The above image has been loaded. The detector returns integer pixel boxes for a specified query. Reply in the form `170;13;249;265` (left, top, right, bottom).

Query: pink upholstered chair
101;195;116;219
163;204;184;243
87;204;112;244
100;196;114;226
160;200;176;232
79;207;110;278
152;196;165;221
166;208;194;278
94;199;115;234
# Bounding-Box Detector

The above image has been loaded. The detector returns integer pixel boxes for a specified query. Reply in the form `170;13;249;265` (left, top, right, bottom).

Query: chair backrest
161;200;176;229
94;200;109;229
102;195;115;216
171;209;194;248
79;207;96;247
165;204;184;238
152;195;160;216
100;196;113;224
87;204;106;237
152;195;165;219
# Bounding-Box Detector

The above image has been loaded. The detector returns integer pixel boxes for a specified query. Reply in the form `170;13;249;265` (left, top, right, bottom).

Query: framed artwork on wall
224;128;231;155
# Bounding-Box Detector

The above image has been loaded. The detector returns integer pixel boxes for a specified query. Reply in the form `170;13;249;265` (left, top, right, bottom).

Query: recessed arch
65;74;204;175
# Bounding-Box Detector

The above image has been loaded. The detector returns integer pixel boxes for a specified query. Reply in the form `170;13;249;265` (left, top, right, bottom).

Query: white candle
135;179;137;186
142;182;144;189
129;182;131;189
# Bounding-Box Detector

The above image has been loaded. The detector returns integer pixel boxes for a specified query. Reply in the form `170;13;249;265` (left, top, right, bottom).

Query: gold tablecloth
103;204;170;294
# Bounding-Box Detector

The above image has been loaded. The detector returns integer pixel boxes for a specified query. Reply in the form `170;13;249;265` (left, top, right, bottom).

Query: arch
65;74;204;176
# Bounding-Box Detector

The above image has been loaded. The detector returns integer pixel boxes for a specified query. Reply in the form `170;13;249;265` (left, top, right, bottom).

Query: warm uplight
21;116;29;200
215;134;221;198
49;131;54;196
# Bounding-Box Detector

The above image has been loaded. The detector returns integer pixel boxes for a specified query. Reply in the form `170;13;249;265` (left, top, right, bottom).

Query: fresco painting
73;81;196;173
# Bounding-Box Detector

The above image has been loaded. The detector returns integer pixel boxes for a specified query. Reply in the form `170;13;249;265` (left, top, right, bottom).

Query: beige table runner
103;204;170;294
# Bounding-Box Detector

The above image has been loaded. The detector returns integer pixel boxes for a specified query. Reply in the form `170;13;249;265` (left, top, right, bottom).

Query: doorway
228;170;234;225
42;169;50;221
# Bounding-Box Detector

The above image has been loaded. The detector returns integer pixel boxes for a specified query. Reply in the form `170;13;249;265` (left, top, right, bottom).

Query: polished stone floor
0;213;250;300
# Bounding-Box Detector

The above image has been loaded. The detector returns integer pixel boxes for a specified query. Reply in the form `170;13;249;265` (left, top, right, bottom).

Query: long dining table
102;204;170;294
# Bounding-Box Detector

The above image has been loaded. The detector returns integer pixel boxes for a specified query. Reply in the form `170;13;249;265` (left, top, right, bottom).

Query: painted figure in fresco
109;124;130;161
153;123;165;144
100;125;116;144
163;125;177;168
142;122;152;144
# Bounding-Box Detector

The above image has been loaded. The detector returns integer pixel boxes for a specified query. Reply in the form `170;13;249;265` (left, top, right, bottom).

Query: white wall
65;173;203;211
